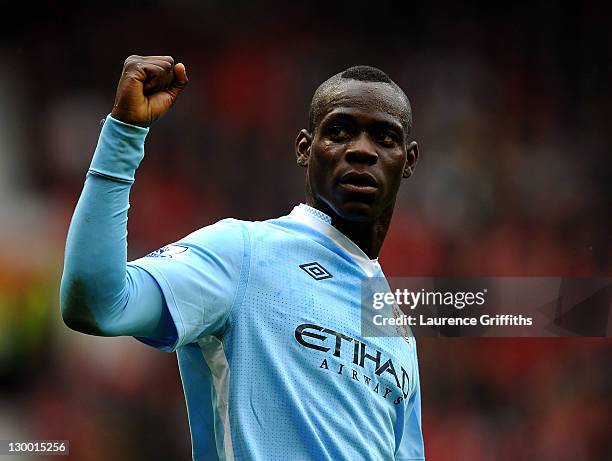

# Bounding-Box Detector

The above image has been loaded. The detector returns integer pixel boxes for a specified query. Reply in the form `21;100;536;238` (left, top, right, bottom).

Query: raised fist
111;55;188;127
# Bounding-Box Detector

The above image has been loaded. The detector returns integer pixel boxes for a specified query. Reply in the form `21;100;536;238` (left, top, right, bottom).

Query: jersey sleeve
395;341;425;460
129;218;249;350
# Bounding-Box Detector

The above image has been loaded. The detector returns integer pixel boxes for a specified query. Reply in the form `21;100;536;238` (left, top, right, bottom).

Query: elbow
60;274;104;335
61;307;94;334
61;305;98;335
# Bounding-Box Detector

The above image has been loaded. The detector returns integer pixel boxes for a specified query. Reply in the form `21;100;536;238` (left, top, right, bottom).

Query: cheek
382;154;406;189
307;146;332;190
311;143;341;171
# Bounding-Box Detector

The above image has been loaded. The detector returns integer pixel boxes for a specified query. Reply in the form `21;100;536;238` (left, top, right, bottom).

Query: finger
146;58;174;68
141;64;175;94
140;64;172;84
142;59;175;80
141;55;175;65
125;55;174;69
123;57;172;80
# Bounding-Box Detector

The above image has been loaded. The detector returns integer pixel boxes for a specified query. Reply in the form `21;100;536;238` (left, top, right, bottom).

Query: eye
328;125;350;141
375;130;399;147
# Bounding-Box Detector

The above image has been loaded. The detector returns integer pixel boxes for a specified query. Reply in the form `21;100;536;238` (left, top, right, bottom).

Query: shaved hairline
308;71;412;138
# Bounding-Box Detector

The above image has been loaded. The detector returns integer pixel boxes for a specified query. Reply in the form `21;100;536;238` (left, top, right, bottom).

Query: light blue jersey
61;115;424;461
131;204;424;461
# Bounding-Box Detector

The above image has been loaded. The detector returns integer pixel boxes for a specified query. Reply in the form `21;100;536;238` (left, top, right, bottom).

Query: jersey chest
227;240;417;409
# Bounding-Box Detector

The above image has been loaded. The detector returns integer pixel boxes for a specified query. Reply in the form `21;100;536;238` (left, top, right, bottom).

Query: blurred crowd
0;1;610;460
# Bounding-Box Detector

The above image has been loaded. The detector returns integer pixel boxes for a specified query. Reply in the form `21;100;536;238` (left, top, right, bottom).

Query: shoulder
173;214;301;260
187;215;295;241
183;217;243;235
174;218;275;258
178;218;250;248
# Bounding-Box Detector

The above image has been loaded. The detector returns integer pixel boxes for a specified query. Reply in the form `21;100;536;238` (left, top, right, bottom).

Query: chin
334;200;379;222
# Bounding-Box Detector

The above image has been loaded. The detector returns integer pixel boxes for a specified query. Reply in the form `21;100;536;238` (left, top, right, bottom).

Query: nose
345;132;378;165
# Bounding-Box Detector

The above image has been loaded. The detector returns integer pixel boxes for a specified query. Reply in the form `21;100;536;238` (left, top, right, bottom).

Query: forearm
60;115;165;336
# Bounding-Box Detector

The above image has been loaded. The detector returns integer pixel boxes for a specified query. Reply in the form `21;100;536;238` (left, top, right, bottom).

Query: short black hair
308;65;412;137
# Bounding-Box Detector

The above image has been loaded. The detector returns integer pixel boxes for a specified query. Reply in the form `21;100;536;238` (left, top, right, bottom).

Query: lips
338;171;379;193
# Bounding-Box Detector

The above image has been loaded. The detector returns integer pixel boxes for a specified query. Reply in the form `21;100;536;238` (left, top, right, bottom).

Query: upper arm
129;219;248;350
61;263;176;341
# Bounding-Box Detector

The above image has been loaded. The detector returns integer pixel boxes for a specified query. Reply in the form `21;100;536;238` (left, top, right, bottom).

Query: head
296;65;418;224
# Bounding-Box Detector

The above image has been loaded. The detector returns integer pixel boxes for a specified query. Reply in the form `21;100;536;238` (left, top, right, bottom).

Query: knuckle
124;58;143;71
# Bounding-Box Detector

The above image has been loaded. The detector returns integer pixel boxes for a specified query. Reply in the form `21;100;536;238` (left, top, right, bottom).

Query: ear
295;129;313;168
402;141;419;178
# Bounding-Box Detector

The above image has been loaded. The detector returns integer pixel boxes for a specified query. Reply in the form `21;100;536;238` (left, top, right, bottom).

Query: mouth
338;171;379;194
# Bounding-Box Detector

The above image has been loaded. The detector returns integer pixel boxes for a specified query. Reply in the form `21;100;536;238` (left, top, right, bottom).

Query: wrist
109;110;150;129
88;114;149;182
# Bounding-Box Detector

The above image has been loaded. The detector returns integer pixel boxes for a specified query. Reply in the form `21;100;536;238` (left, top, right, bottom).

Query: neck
306;200;394;259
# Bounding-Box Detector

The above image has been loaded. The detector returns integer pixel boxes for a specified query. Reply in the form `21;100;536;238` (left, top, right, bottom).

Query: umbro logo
299;262;333;281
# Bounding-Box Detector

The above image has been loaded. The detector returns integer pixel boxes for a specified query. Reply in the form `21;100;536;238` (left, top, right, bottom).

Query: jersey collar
289;204;381;277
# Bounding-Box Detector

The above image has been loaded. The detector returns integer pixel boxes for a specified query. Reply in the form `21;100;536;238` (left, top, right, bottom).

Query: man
60;55;424;460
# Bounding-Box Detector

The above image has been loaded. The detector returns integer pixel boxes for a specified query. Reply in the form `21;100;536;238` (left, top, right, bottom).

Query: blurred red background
0;1;610;460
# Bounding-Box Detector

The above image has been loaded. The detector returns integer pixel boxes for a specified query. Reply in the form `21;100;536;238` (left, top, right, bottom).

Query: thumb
168;62;188;98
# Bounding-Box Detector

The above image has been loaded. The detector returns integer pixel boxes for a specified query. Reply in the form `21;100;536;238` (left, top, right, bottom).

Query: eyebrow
371;119;403;134
321;112;356;125
322;111;404;136
325;109;401;125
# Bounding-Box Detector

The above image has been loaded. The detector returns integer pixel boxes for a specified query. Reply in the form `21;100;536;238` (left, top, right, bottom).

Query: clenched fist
111;55;188;127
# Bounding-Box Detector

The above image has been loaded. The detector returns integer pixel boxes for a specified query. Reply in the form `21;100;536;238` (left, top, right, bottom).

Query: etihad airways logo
294;323;410;405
